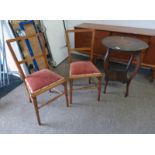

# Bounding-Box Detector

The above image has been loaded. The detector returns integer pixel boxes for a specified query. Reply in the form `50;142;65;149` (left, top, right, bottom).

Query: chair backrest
6;33;49;81
65;29;95;63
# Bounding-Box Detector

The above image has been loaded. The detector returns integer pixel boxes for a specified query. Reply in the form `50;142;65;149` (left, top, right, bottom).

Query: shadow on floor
0;74;22;98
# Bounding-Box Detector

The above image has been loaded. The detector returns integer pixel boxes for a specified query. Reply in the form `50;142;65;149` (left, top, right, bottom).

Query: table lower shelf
106;70;127;83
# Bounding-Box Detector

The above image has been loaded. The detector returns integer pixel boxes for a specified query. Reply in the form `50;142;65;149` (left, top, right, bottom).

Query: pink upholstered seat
25;69;64;93
70;61;100;76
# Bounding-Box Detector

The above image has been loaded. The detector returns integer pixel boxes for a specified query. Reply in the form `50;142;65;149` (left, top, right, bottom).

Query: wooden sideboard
75;23;155;80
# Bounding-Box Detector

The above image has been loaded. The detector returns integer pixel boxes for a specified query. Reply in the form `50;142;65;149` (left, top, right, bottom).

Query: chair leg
89;77;91;84
63;82;69;107
70;79;73;105
29;96;32;103
31;97;41;125
97;77;102;101
25;86;32;103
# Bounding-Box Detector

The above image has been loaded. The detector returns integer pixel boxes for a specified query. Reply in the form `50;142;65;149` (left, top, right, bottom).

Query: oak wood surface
7;33;69;125
65;29;103;104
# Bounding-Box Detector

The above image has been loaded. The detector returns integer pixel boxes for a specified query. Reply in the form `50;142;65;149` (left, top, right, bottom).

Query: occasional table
102;36;149;97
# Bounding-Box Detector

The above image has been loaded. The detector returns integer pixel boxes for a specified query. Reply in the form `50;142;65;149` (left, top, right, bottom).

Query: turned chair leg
98;77;102;101
63;82;69;107
70;79;73;105
31;97;41;125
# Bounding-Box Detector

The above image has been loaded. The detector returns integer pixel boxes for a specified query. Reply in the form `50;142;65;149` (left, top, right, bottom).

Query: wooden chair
65;29;103;104
6;33;69;125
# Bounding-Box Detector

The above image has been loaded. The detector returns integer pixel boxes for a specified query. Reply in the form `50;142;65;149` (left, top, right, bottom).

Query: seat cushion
25;69;63;93
70;61;100;76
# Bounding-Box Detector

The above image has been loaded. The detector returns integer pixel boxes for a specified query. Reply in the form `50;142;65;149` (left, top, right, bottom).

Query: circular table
102;36;149;97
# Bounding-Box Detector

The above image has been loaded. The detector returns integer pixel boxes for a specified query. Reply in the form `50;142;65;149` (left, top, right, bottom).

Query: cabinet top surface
102;36;149;52
75;23;155;36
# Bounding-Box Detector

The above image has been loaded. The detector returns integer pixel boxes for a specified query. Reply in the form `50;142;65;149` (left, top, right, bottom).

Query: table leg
125;52;141;97
126;54;134;72
150;69;155;82
104;77;109;94
153;70;155;81
104;48;110;94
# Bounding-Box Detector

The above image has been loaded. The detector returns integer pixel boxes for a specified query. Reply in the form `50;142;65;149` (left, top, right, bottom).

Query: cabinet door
75;30;92;55
94;30;110;58
75;29;110;59
143;36;155;65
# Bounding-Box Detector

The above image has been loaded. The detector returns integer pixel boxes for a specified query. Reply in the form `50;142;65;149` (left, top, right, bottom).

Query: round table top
102;36;149;52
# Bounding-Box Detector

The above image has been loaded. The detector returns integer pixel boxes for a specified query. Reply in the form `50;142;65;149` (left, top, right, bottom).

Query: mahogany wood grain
75;23;155;80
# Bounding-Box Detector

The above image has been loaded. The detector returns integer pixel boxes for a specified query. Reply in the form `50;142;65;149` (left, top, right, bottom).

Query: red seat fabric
70;61;100;76
25;69;63;93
